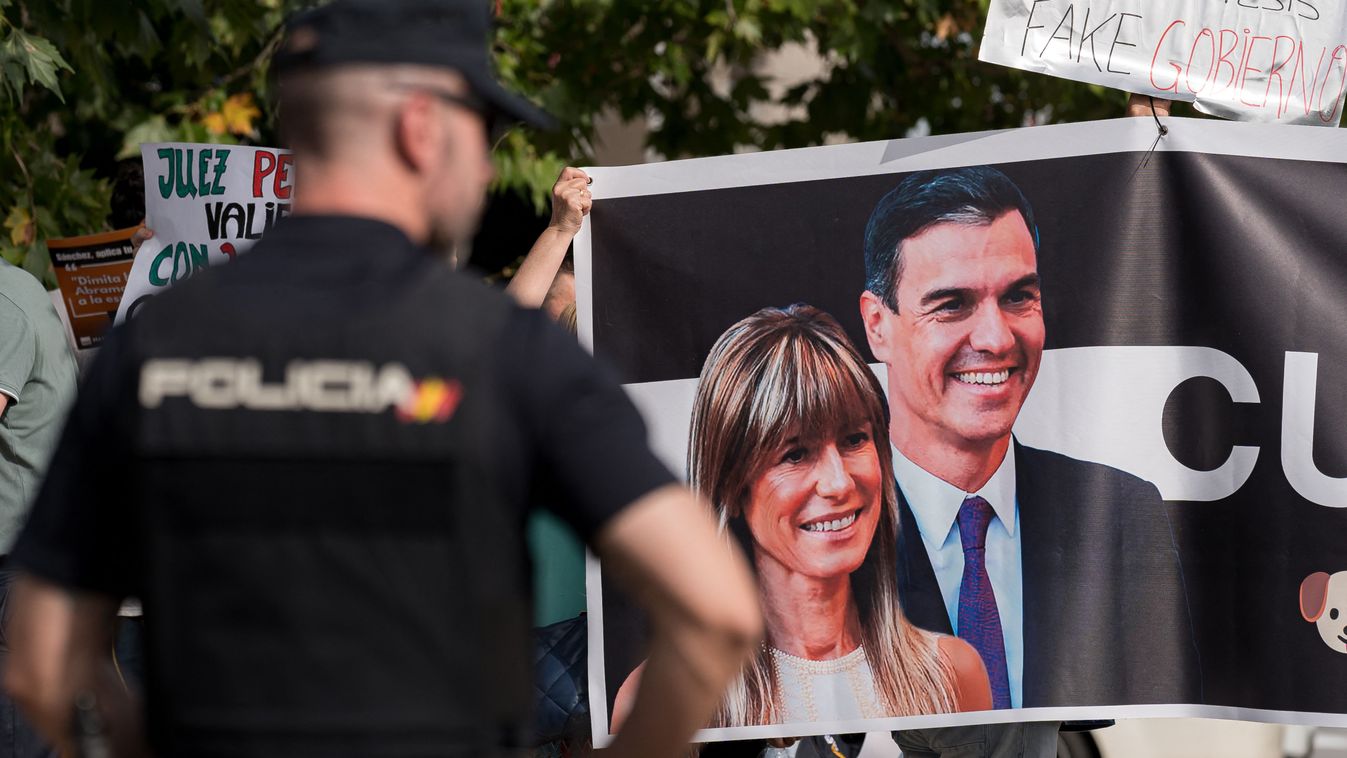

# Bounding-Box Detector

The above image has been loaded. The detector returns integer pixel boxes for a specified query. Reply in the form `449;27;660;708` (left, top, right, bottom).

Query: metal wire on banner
1129;96;1169;184
1150;97;1169;137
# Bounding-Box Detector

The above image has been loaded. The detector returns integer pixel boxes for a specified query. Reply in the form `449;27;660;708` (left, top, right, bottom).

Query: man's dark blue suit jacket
895;441;1203;707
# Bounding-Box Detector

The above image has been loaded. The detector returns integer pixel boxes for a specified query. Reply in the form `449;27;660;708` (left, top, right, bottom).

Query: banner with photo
576;117;1347;743
115;142;293;323
980;0;1347;125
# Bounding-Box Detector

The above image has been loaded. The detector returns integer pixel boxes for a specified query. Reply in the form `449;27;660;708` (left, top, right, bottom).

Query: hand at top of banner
506;166;592;312
550;166;592;235
131;225;155;249
1126;94;1172;119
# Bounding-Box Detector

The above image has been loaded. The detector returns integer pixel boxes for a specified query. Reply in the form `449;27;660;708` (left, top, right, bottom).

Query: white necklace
767;644;883;722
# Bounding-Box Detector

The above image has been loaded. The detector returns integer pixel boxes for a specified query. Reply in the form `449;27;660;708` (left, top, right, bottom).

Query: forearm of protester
505;166;591;308
595;484;762;758
3;575;143;757
1126;93;1172;118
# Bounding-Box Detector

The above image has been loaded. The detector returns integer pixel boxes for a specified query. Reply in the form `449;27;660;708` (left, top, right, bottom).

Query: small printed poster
46;227;139;350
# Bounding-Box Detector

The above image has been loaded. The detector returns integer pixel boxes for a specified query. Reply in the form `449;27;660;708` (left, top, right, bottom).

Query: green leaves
493;130;568;214
3;205;32;247
118;116;178;160
0;27;73;101
0;0;298;286
0;0;1262;289
0;123;110;288
19;237;47;282
494;0;1200;166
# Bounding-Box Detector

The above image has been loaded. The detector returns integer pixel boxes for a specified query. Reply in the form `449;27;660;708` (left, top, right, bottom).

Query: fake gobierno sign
980;0;1347;125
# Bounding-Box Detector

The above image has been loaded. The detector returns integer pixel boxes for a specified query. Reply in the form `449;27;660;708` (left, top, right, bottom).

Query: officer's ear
393;92;442;176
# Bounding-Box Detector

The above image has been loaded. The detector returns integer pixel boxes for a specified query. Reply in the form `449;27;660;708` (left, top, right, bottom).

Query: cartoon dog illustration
1300;571;1347;654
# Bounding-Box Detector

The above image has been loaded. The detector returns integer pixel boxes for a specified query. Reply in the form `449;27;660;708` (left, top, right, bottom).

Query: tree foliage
0;0;295;286
494;0;1188;182
1;0;1180;286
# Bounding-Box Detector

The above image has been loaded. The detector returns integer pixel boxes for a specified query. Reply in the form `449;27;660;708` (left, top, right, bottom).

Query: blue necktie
957;495;1012;709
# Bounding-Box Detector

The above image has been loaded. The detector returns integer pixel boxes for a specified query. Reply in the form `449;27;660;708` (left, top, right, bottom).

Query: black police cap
273;0;555;131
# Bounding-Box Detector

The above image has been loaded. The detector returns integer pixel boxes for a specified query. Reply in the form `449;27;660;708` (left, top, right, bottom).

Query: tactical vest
128;242;532;756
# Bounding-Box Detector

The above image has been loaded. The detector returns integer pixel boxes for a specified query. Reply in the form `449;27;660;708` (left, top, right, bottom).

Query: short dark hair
275;69;336;158
109;159;145;230
863;166;1039;312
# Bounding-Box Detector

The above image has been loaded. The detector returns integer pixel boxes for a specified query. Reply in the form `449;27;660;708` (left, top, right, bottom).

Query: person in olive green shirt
0;259;76;758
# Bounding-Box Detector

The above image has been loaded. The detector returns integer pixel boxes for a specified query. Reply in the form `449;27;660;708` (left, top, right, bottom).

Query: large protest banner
115;142;292;323
577;117;1347;743
980;0;1347;125
46;227;138;350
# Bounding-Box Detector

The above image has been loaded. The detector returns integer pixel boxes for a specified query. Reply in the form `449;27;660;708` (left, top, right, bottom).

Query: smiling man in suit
858;166;1199;756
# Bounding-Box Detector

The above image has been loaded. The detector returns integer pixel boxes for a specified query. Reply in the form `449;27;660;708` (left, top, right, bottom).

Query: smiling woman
611;304;992;729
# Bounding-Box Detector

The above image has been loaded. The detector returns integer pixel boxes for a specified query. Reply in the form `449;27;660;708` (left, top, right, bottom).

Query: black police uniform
13;216;675;757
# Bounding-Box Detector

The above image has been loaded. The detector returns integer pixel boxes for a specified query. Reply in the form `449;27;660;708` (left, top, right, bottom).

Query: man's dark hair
109;159;146;230
863;165;1039;312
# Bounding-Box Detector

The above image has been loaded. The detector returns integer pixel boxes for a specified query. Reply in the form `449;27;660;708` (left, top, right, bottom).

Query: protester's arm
504;167;591;308
594;484;762;758
1126;93;1172;118
3;577;141;757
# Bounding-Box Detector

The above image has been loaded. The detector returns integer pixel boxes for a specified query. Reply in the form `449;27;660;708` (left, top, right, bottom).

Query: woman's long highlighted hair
688;304;958;726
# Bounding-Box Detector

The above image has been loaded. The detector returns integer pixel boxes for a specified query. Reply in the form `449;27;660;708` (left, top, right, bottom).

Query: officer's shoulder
421;261;508;302
408;261;525;330
131;257;232;322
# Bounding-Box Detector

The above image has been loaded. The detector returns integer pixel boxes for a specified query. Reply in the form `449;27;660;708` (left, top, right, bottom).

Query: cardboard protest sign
980;0;1347;125
576;117;1347;743
46;227;138;350
115;142;293;323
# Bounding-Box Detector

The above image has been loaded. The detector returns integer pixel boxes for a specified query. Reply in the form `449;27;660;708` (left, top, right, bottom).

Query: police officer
2;3;761;757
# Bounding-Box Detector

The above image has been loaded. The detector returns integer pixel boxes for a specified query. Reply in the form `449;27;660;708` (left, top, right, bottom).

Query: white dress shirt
891;443;1025;707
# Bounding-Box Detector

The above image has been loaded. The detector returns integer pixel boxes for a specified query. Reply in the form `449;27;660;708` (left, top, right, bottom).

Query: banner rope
1128;97;1168;183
